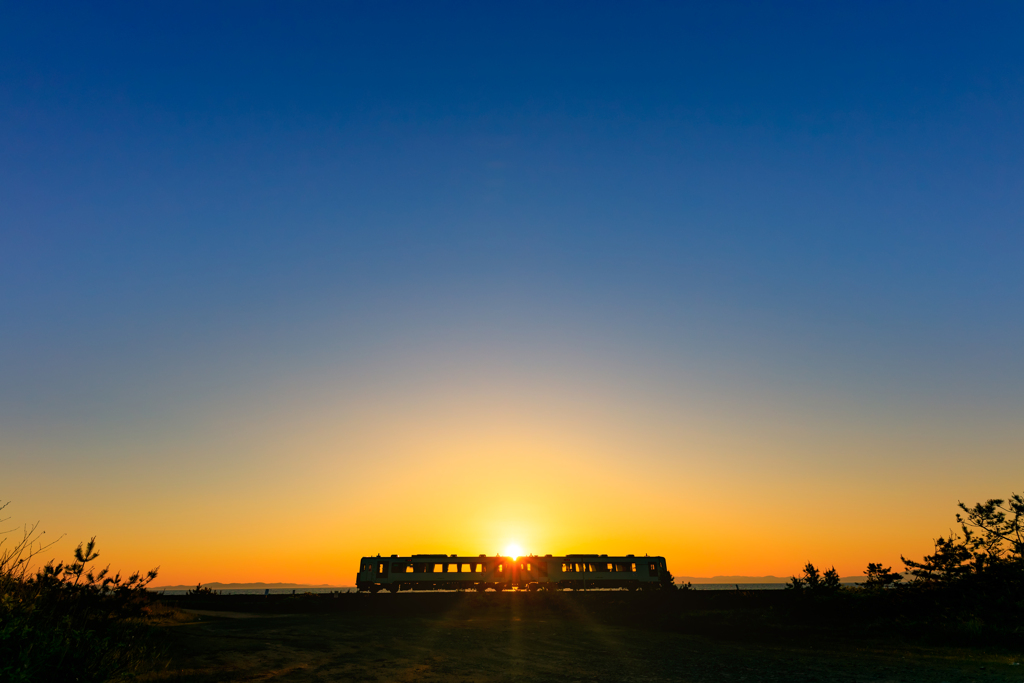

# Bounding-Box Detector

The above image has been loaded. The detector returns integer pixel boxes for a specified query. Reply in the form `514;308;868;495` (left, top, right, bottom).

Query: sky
2;1;1022;585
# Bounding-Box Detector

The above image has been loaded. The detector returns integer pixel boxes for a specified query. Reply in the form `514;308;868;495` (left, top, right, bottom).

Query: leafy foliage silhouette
0;502;161;682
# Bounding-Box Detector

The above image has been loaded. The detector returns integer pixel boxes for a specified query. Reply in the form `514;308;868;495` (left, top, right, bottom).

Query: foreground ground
144;592;1023;682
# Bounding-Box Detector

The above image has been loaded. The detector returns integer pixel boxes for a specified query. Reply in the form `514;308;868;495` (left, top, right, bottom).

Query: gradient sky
2;2;1023;585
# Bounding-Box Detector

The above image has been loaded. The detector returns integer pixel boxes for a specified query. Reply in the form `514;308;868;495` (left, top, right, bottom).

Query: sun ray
503;543;523;560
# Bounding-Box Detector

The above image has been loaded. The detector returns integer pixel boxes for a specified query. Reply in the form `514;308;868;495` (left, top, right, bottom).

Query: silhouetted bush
186;582;217;597
0;503;161;682
786;562;841;594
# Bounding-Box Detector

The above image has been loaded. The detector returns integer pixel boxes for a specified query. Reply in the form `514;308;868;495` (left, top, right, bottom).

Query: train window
412;563;426;573
613;563;631;573
405;564;414;573
361;564;371;571
525;563;531;571
561;563;570;573
631;563;636;572
497;564;503;572
390;563;406;573
593;563;609;573
537;562;548;577
474;563;483;573
648;563;658;574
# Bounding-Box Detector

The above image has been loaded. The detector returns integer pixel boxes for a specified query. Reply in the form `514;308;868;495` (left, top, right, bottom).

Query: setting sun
503;543;524;559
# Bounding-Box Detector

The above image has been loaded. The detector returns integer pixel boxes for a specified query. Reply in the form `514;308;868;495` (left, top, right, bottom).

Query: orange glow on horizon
4;345;1020;589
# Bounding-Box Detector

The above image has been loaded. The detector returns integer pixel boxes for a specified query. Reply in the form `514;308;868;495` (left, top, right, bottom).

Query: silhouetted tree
957;493;1024;562
863;562;902;589
901;533;972;583
895;490;1024;639
786;562;840;593
902;492;1024;583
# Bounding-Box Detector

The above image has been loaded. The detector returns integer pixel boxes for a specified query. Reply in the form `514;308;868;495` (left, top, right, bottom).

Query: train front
355;557;381;591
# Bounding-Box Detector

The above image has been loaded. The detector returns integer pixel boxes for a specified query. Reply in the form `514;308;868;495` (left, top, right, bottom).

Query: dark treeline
776;492;1024;646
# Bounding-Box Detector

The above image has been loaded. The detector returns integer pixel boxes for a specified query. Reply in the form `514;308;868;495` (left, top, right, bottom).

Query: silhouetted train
355;554;672;592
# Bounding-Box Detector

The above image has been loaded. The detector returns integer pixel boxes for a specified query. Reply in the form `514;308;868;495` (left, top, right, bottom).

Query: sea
690;582;861;590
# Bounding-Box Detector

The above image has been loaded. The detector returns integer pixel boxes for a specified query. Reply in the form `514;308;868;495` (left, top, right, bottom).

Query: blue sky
2;2;1022;580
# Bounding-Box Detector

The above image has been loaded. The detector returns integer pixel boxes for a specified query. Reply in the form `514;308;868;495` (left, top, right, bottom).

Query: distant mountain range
677;575;867;584
154;576;875;589
152;582;350;590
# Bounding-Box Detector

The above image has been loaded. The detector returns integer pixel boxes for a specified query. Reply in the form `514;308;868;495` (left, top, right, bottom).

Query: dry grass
143;593;1024;683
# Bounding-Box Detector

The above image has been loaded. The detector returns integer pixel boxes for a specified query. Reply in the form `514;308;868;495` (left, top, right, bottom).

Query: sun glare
503;543;523;559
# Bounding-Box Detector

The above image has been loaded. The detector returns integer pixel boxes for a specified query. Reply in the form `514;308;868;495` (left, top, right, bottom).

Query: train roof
364;553;663;559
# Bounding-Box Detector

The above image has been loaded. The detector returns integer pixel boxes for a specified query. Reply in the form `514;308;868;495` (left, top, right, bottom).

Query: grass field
142;592;1023;682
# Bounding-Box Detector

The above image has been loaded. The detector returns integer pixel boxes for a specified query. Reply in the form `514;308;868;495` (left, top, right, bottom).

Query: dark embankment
160;587;1023;648
148;591;1024;683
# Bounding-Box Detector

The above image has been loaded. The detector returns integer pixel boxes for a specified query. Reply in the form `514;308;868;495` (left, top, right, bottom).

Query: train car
355;554;672;592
